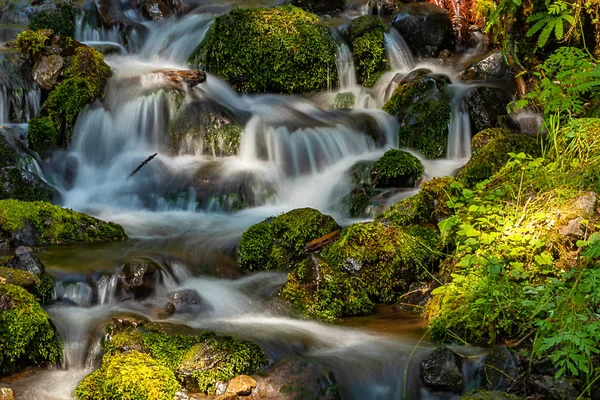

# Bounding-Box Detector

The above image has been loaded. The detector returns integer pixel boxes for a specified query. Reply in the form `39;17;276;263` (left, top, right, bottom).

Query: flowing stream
2;1;496;398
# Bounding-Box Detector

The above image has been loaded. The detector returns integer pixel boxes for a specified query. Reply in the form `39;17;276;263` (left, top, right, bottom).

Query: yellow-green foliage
346;16;387;87
237;208;340;272
100;322;268;394
15;29;49;57
282;257;373;321
0;200;127;245
383;77;451;158
0;283;62;376
189;6;338;93
75;351;179;400
29;2;76;37
325;221;432;303
372;149;424;187
0;268;55;305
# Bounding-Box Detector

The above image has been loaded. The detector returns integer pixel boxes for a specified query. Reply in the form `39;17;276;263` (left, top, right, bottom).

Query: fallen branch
128;153;158;179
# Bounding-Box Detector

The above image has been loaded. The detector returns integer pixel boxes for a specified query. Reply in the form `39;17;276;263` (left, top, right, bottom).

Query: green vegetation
333;92;355;109
0;200;127;245
88;320;268;395
346;16;386;87
0;268;55;306
0;283;62;376
0;167;53;202
75;351;179;400
237;208;340;272
189;6;338;93
383;76;451;158
372;149;424;188
29;3;76;37
15;29;49;57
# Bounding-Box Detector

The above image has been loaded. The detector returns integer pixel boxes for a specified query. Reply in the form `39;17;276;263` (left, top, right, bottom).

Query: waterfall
385;28;414;72
75;13;122;45
334;30;358;90
0;86;7;124
447;83;473;161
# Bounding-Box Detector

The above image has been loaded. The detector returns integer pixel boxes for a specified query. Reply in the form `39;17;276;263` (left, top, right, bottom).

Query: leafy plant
526;0;575;48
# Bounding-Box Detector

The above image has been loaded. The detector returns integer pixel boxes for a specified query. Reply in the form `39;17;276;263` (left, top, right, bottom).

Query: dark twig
128;153;158;179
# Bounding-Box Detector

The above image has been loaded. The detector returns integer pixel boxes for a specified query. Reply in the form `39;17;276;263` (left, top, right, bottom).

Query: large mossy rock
75;351;179;400
0;167;53;202
84;317;269;395
372;149;424;188
237;208;340;272
16;30;112;156
282;255;373;322
28;1;76;38
383;75;451;159
188;6;337;93
291;0;346;14
0;283;62;376
3;246;55;305
391;3;453;58
324;221;434;303
346;15;387;87
457;129;541;187
0;200;127;247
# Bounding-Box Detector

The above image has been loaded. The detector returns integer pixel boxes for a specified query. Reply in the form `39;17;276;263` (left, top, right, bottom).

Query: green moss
461;391;524;400
204;123;242;156
29;3;76;37
383;76;451;158
0;283;62;376
333;92;355;109
0;200;127;245
65;46;112;99
291;0;346;13
75;351;179;400
100;322;268;394
347;16;386;87
15;29;49;57
0;167;53;202
237;208;340;272
189;6;338;93
27;116;60;156
325;221;433;303
372;149;424;188
471;128;515;154
282;257;373;321
0;137;17;169
457;133;541;187
0;268;55;305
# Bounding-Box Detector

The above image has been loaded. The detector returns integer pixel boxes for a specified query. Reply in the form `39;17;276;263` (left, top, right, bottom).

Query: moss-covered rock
75;351;180;400
281;256;373;321
98;318;268;394
324;221;433;303
0;267;55;306
372;149;424;188
0;167;54;202
346;16;387;87
461;390;524;400
291;0;346;14
188;6;338;93
0;283;62;376
332;92;355;110
237;208;340;272
457;131;541;187
0;200;127;247
29;2;76;38
383;75;451;158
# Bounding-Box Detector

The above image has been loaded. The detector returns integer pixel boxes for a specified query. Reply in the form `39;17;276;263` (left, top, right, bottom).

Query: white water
0;86;7;124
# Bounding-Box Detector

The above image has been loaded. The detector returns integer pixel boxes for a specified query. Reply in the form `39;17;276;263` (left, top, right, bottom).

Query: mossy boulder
457;131;541;187
461;391;524;400
378;176;459;227
372;149;424;188
2;246;55;305
281;256;373;321
75;351;180;400
0;137;18;170
383;75;451;158
97;318;269;394
0;167;54;202
0;283;62;376
188;6;338;93
291;0;346;14
29;2;76;38
0;200;127;247
324;221;433;303
346;16;387;87
237;208;340;272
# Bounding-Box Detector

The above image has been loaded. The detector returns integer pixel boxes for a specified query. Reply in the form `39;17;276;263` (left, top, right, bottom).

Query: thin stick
128;153;158;180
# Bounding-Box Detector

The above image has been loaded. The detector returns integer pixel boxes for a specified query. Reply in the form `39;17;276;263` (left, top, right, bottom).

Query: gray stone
32;55;64;90
420;346;464;392
5;246;45;275
482;345;517;391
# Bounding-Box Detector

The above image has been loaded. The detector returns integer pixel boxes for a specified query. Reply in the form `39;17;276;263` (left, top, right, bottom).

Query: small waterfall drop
334;30;358;90
447;83;473;161
385;28;414;72
0;86;8;123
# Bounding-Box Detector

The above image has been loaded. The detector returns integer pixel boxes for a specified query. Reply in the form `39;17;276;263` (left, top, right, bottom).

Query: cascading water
0;86;8;123
385;28;415;72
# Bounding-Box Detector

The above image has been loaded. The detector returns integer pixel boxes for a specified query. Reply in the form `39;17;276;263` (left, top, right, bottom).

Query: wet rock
396;281;434;311
226;375;256;396
420;346;464;392
5;246;45;275
252;360;340;399
392;3;453;58
141;0;189;20
574;192;597;217
0;387;15;400
150;69;206;90
533;375;580;400
482;345;517;391
168;289;205;313
291;0;346;14
32;55;64;90
0;167;54;202
116;258;160;299
466;87;514;134
461;52;515;86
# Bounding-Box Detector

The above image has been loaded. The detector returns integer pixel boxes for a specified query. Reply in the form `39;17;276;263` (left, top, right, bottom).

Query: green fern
526;0;575;47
